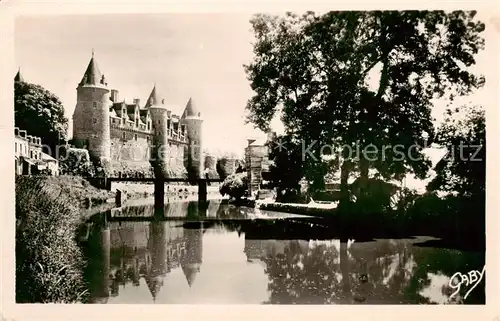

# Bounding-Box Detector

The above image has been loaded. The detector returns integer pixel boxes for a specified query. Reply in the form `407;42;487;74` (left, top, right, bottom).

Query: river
79;199;485;304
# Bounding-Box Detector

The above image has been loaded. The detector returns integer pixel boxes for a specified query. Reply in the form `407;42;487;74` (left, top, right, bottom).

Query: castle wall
73;86;111;160
164;142;187;177
110;125;152;162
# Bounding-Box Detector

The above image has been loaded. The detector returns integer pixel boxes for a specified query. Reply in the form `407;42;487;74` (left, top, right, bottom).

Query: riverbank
15;175;91;302
233;196;485;252
257;200;338;217
16;175;115;213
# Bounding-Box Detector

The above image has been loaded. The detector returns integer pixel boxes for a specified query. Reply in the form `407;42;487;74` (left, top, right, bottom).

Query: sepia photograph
7;5;493;311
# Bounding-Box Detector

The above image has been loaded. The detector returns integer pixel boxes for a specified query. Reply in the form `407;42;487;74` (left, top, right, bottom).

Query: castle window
15;143;17;153
158;120;161;124
122;132;126;140
147;136;150;143
93;118;97;124
93;102;97;108
134;134;138;141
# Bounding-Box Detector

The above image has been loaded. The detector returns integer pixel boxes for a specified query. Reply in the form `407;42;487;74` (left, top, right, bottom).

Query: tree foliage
266;134;305;193
219;172;248;200
59;148;94;177
428;105;485;197
15;81;68;155
245;10;485;202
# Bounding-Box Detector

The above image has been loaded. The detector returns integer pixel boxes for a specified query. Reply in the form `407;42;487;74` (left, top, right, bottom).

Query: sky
15;12;495;172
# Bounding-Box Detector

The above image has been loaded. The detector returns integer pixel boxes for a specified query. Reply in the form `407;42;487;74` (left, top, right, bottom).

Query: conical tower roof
145;275;163;302
182;98;200;118
79;52;103;86
182;264;200;287
14;68;24;82
145;84;164;108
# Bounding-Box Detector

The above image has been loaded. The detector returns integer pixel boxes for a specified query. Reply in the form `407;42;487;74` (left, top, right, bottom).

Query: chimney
133;98;140;106
110;89;119;102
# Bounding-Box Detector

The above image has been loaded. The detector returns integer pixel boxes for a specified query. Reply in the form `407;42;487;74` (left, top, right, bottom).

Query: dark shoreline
226;199;485;253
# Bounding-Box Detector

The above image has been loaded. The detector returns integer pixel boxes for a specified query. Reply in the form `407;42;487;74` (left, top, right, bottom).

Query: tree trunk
358;158;369;205
339;159;351;210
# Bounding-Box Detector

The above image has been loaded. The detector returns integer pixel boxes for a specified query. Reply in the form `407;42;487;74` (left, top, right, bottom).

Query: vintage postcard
1;0;498;320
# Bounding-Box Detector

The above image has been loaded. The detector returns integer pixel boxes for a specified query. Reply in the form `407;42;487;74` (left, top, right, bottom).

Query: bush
219;172;248;200
399;191;485;244
276;188;309;204
92;157;113;178
59;148;94;177
16;176;88;303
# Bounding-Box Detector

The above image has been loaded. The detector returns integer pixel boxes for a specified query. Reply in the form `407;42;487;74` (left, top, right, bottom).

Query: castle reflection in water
84;201;212;303
82;200;485;304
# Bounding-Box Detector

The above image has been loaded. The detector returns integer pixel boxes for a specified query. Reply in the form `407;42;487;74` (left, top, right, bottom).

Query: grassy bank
15;175;117;303
17;175;115;211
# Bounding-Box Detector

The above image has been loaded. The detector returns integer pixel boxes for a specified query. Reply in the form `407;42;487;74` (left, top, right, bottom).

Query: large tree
427;104;485;197
245;10;485;208
15;81;68;156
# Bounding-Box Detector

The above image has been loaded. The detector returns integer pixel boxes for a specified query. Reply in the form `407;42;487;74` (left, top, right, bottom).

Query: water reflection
81;201;485;304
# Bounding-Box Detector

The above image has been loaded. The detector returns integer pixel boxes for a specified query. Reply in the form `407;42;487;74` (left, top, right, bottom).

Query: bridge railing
86;176;224;191
107;177;224;183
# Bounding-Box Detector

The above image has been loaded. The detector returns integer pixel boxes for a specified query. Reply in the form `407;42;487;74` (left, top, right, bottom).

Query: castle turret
14;67;25;83
72;52;111;160
182;98;203;180
146;220;167;302
146;84;170;177
181;226;203;287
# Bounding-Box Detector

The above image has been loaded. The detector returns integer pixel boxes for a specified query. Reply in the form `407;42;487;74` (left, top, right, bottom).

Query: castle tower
72;52;111;160
180;225;203;287
14;67;25;83
146;220;167;302
86;221;111;303
181;98;203;180
146;84;169;177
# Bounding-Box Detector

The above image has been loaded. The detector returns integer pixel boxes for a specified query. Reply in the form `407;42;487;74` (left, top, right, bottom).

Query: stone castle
72;53;203;178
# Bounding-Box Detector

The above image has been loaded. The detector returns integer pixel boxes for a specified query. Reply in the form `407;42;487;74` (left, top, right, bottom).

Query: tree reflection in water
253;237;484;304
